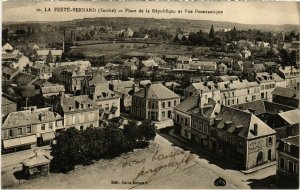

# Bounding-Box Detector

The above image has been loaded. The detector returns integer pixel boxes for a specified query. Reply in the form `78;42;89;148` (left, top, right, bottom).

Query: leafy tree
139;120;156;141
51;127;83;172
123;120;142;143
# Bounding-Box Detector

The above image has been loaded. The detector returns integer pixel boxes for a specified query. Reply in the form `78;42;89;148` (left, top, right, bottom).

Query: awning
19;135;37;145
41;132;55;141
3;138;21;149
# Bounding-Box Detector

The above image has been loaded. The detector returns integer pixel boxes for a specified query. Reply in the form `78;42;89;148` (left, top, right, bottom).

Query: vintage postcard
1;1;299;189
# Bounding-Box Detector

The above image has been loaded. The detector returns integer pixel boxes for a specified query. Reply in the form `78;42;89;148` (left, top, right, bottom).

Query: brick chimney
253;123;258;136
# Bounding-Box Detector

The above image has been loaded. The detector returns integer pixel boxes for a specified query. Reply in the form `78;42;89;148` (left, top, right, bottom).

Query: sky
2;1;300;25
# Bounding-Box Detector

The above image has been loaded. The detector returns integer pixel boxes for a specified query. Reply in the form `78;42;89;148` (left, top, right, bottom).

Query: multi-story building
256;72;276;101
131;83;180;121
52;65;91;94
276;66;300;90
210;106;276;170
89;85;120;120
272;87;299;108
276;135;299;188
175;56;191;69
2;107;63;152
54;94;99;130
189;61;217;73
190;102;221;148
185;79;260;107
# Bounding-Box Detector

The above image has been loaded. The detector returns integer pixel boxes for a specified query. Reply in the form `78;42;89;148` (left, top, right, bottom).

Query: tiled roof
192;102;221;119
92;85;119;100
174;95;199;113
233;100;295;116
60;95;99;113
89;73;108;85
41;85;65;94
36;50;62;56
142;59;158;67
177;56;191;62
2;66;19;76
14;73;38;86
216;106;275;139
272;87;299;99
22;155;50;167
134;83;180;100
278;109;300;125
2;107;62;129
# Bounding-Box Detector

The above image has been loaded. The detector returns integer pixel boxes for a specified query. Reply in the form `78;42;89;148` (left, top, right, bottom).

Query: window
168;101;171;107
174;100;177;106
162;111;165;117
252;95;256;101
261;92;265;99
162;102;165;108
268;137;272;144
105;104;109;110
176;115;179;122
9;129;13;137
288;160;295;173
49;123;53;130
80;126;84;131
17;128;23;135
185;118;188;125
41;124;46;131
280;158;285;169
27;126;32;133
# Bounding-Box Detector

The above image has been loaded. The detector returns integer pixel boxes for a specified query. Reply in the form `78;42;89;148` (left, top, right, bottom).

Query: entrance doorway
256;151;263;165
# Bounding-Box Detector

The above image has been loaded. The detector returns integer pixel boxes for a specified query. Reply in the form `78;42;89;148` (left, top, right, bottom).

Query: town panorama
1;6;300;190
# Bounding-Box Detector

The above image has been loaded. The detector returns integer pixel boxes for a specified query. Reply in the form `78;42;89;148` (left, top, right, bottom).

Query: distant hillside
3;17;299;33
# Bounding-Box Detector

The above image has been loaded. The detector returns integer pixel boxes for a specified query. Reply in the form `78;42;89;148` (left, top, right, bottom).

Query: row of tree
50;120;156;172
174;25;299;47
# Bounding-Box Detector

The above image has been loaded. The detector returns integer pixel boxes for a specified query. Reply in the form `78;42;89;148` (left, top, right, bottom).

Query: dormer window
284;143;291;153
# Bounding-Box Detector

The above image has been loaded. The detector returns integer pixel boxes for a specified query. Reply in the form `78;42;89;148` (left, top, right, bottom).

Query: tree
51;127;83;172
123;120;142;143
139;120;156;141
209;24;215;39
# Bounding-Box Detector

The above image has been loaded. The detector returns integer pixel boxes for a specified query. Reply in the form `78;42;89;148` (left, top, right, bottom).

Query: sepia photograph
1;1;300;189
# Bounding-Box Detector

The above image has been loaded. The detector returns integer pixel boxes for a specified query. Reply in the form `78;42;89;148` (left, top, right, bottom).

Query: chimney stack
253;123;258;136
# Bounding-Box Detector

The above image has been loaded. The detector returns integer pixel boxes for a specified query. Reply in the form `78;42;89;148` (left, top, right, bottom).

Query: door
256;151;263;165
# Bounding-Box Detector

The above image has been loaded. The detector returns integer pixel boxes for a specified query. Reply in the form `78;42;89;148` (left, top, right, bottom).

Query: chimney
213;117;223;127
253;123;258;136
132;84;135;93
171;83;175;92
144;83;151;98
224;120;232;129
198;94;202;107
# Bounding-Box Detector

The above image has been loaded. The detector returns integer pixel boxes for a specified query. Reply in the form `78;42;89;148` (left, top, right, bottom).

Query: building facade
131;83;180;121
54;95;99;130
276;135;299;188
2;107;63;152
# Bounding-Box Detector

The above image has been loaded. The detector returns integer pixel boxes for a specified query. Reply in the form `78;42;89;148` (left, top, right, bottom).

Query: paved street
2;134;276;189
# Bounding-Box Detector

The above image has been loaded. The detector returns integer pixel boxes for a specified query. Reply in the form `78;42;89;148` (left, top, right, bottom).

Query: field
70;42;211;58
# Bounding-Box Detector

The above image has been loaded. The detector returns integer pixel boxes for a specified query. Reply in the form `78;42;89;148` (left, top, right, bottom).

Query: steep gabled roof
134;83;180;100
216;106;275;139
174;95;199;113
89;73;108;86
